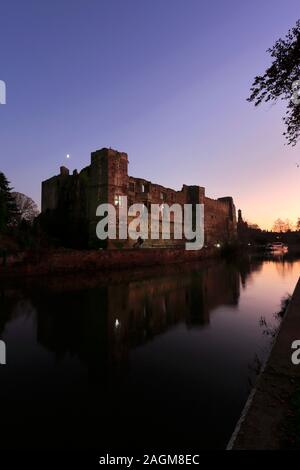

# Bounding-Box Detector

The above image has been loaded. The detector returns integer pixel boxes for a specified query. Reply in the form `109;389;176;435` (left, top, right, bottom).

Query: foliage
248;19;300;145
0;172;19;232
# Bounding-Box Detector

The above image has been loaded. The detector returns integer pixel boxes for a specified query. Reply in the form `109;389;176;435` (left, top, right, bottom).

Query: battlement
41;148;237;248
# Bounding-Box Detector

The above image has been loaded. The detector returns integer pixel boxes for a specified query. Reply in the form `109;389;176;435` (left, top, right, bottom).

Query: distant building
237;209;248;239
41;147;237;248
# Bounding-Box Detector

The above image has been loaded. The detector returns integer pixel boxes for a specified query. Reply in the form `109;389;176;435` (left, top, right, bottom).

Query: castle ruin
41;148;237;248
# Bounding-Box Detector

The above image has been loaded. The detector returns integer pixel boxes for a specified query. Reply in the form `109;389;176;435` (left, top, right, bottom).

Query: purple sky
1;0;300;229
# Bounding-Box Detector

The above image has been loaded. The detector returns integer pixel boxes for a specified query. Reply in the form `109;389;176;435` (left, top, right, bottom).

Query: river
0;255;299;450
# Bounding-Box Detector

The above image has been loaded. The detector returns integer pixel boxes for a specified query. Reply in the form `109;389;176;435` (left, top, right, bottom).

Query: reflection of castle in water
0;259;256;383
27;261;240;382
1;255;299;450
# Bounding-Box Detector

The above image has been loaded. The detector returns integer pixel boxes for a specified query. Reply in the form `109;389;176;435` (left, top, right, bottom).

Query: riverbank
0;246;219;279
228;276;300;449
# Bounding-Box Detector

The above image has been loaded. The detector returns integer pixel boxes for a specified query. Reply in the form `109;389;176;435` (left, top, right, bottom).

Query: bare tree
272;218;294;232
12;192;39;224
285;218;294;232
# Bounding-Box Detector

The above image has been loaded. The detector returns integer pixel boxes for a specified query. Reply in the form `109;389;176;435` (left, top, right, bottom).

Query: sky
1;0;300;230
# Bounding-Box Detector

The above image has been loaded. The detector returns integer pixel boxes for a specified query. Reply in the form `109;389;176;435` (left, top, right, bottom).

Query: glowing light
115;319;120;328
66;154;70;159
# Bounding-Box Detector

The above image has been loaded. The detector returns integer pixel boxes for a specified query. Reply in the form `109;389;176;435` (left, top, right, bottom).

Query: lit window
114;195;123;207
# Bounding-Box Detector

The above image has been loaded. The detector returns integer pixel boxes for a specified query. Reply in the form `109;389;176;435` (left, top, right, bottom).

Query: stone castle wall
41;148;237;248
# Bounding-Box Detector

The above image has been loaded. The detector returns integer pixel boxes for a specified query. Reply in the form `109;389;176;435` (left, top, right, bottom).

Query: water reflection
2;261;241;382
0;255;299;450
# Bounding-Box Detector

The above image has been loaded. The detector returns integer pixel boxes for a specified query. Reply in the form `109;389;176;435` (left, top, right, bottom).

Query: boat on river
266;242;288;254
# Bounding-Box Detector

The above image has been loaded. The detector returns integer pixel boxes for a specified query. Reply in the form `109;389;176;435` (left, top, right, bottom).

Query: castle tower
88;148;129;244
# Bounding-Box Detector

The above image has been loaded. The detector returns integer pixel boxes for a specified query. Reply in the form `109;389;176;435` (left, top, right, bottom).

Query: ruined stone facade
41;148;237;248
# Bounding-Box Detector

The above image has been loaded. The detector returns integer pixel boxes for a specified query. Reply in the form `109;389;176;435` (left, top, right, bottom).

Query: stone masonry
41;148;237;248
